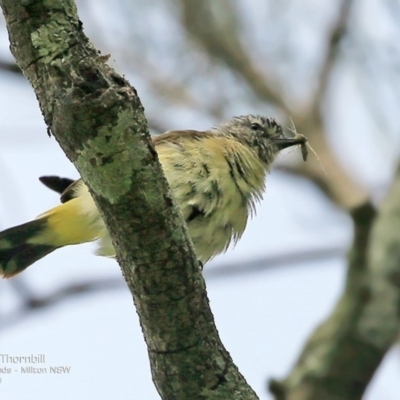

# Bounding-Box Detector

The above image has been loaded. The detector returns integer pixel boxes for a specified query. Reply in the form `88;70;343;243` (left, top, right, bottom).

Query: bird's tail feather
0;218;57;278
0;198;100;278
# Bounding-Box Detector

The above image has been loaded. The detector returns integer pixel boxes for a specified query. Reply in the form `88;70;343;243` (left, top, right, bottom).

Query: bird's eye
250;123;261;131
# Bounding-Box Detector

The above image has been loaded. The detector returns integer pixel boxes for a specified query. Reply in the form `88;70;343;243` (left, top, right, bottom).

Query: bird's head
213;115;306;165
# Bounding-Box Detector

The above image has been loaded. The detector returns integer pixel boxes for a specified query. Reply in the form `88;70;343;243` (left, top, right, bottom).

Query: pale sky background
1;1;400;399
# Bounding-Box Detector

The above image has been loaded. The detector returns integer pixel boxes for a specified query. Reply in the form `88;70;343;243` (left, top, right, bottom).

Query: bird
0;115;306;278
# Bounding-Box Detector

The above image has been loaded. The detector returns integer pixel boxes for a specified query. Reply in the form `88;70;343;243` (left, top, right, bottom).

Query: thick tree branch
0;1;257;398
269;167;400;399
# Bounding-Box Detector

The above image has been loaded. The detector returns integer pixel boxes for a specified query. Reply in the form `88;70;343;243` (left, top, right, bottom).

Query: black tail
0;219;56;278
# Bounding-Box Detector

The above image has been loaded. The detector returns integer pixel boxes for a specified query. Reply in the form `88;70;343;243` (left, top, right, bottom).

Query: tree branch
310;0;353;118
0;277;125;330
0;1;257;398
290;116;370;209
269;168;400;399
178;0;291;114
0;58;21;74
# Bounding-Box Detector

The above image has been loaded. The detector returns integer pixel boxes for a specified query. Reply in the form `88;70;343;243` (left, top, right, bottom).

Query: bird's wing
152;130;212;146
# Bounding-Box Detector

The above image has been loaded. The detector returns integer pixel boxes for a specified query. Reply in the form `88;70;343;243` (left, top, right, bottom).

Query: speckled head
213;115;304;165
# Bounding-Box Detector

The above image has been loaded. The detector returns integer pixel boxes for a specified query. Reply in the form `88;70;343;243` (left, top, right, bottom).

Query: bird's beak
272;136;306;150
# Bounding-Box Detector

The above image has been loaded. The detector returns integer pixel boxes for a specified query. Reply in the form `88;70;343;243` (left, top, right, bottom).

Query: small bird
0;115;306;277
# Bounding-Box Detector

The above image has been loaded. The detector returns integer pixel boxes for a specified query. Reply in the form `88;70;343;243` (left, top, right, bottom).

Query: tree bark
0;1;258;398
